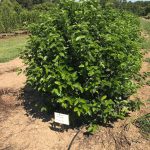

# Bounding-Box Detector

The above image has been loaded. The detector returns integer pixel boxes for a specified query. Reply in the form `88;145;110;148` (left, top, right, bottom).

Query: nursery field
0;18;150;149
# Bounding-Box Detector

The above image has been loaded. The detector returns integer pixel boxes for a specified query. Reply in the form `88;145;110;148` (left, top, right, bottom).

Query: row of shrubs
0;0;54;33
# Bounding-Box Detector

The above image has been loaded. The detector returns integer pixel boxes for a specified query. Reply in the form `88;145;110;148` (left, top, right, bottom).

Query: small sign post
54;112;69;125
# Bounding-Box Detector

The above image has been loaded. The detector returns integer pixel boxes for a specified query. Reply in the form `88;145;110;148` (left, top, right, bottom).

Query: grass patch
140;18;150;35
140;18;150;50
142;39;150;50
144;58;150;63
0;35;28;63
134;113;150;139
146;80;150;86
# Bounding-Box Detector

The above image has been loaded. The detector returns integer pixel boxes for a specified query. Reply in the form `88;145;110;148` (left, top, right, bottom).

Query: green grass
144;58;150;63
140;18;150;35
141;39;150;50
0;35;28;63
137;18;150;140
140;18;150;50
134;113;150;139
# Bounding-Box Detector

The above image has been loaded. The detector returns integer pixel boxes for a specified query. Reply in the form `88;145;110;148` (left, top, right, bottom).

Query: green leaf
76;35;86;41
55;81;61;85
101;95;107;101
79;64;84;68
73;83;83;92
52;88;60;96
41;107;47;112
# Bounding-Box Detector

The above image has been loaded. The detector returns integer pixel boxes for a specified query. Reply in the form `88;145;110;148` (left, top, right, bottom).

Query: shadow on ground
20;85;52;122
19;85;114;132
20;85;79;133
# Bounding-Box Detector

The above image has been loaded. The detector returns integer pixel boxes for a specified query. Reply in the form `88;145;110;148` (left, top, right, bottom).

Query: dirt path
0;58;26;90
0;56;150;150
0;59;77;150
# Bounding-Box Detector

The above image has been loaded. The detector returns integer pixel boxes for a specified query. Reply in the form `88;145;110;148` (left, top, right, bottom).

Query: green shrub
19;9;40;26
22;0;142;125
0;16;5;33
33;2;57;12
0;0;19;32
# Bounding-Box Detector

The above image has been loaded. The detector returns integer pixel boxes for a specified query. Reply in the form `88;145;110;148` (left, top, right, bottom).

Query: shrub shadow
20;85;115;132
20;85;74;132
20;85;52;122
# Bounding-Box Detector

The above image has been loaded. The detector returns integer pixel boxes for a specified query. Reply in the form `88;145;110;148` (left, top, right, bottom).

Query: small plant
86;123;99;134
134;73;145;86
143;72;150;78
146;80;150;86
22;0;142;127
134;113;150;139
144;58;150;63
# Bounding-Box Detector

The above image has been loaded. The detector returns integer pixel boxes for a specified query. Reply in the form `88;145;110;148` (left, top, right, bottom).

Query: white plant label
54;112;69;125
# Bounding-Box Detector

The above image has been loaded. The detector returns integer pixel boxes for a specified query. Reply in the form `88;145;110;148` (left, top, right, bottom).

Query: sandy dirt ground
0;53;150;150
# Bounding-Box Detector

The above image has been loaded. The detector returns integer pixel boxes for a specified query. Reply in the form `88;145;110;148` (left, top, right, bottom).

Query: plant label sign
54;112;69;125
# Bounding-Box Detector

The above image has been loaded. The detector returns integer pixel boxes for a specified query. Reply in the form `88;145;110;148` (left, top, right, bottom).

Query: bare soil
0;54;150;150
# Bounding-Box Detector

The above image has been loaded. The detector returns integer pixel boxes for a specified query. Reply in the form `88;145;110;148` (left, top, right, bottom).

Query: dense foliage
117;1;150;16
22;0;142;125
98;0;150;16
0;0;21;32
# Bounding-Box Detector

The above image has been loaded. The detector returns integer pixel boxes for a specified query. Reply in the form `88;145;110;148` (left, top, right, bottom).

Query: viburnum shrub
22;0;142;125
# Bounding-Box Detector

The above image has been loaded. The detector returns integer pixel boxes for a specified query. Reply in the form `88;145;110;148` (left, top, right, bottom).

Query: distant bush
19;9;40;27
22;0;142;126
144;13;150;19
33;2;57;12
0;0;41;33
0;0;20;32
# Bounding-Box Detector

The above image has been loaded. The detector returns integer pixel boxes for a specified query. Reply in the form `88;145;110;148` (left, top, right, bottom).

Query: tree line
15;0;150;16
0;0;149;33
99;0;150;16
